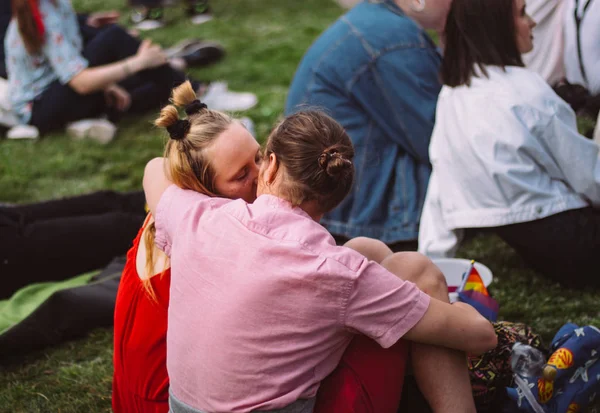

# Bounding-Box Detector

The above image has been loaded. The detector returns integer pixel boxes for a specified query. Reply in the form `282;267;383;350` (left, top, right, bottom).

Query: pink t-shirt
155;185;430;413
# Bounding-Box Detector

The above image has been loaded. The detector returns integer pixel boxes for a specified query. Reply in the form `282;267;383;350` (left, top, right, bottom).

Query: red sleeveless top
112;220;171;413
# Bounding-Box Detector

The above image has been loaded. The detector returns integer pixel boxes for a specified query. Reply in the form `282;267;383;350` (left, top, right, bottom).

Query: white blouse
418;65;600;258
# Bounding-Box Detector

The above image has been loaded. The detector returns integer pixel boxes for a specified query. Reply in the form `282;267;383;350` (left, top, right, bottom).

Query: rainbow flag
458;261;498;321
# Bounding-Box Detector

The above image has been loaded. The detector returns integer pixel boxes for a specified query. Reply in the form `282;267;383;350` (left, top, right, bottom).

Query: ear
264;153;279;184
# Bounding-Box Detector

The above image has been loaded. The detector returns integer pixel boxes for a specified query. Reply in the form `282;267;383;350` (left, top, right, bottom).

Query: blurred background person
286;0;450;252
129;0;212;31
0;190;146;300
564;0;600;96
5;0;256;139
521;0;566;86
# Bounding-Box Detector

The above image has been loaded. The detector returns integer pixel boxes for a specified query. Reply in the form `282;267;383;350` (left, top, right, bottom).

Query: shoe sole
179;41;223;56
88;124;116;144
190;14;213;25
134;19;165;31
182;45;225;67
165;38;204;58
67;121;116;144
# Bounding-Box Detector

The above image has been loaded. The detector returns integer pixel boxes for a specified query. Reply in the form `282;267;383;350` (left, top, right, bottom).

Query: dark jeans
29;24;187;134
0;5;11;79
492;207;600;289
0;190;146;300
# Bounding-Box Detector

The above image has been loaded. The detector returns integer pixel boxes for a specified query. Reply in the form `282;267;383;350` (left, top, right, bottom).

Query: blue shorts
168;390;316;413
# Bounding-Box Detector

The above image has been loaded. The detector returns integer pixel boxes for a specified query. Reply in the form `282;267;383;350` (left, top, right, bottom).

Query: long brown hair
12;0;49;54
441;0;524;87
265;111;354;213
143;81;234;299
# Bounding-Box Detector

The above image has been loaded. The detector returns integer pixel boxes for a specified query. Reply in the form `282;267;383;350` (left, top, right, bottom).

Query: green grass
0;0;599;411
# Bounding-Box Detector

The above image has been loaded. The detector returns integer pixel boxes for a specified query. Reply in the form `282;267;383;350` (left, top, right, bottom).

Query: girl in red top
112;82;261;413
112;81;486;413
112;216;171;413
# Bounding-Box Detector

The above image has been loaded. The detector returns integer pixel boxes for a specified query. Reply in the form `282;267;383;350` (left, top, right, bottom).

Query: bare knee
343;237;393;263
381;252;448;300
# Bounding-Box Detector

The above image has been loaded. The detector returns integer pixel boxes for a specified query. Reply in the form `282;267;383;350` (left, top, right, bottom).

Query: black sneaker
176;41;225;66
130;7;165;31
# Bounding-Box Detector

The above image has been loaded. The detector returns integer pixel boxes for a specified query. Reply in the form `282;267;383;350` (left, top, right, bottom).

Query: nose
530;17;537;28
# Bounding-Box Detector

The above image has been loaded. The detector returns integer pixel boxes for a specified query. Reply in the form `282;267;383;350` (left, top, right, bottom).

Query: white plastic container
431;258;493;302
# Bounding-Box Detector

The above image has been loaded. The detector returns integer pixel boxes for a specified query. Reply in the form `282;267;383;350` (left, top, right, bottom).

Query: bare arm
143;157;173;216
69;40;167;95
404;300;497;355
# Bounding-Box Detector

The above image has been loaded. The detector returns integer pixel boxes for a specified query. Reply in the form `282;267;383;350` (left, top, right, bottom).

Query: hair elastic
167;119;191;140
318;151;352;170
185;100;208;116
318;152;332;169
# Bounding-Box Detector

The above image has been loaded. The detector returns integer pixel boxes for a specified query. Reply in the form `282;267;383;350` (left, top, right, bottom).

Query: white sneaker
66;119;117;144
0;109;19;128
190;14;213;25
134;19;164;31
200;82;258;112
6;124;39;140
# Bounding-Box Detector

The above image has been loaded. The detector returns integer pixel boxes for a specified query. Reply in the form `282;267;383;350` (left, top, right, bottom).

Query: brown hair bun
318;149;353;178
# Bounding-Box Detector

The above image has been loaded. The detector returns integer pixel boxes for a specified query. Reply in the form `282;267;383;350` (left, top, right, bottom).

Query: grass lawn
0;0;599;411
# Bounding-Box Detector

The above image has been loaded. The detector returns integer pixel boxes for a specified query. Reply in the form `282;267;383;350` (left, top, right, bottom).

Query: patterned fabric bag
505;323;600;413
468;321;547;412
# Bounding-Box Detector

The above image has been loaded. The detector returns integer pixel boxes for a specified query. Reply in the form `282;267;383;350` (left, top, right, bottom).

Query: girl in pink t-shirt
144;103;498;412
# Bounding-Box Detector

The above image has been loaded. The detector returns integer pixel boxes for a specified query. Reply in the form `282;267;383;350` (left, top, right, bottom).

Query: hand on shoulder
143;157;172;215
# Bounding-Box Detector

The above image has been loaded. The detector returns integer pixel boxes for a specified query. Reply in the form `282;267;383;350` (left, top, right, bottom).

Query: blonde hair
143;81;234;299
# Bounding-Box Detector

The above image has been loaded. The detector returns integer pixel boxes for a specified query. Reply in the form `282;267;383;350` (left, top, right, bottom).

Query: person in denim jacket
286;0;448;250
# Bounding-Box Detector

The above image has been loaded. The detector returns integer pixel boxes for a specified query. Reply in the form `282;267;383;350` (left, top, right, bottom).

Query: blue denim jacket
286;0;441;243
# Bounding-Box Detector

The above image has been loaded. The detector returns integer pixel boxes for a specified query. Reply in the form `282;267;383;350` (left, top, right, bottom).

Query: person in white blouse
521;0;566;85
564;0;600;95
418;0;600;288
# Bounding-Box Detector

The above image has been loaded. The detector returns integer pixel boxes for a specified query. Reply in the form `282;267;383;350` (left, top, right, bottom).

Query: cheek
520;21;531;37
217;181;256;202
249;164;260;182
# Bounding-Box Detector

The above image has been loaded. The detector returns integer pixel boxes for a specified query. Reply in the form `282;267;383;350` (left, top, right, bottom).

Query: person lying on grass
140;94;498;412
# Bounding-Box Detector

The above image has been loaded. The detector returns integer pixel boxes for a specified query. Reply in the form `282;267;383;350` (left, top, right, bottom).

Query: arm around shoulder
403;298;497;355
143;157;173;216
